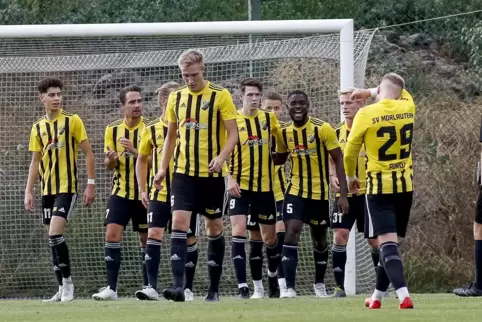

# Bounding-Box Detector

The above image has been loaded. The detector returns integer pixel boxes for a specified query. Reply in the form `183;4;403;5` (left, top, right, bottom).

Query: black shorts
331;195;365;233
283;194;330;227
246;200;284;231
476;187;482;224
147;200;200;238
228;190;276;225
41;193;78;225
364;192;413;238
105;195;148;233
171;173;225;219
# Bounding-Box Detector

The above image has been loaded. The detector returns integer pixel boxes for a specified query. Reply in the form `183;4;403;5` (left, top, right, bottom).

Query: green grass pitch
0;294;480;322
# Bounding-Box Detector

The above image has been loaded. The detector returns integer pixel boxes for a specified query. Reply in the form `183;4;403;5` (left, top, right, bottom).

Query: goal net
0;21;376;298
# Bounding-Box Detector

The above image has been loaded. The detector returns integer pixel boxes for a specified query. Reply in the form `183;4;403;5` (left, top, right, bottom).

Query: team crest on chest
201;100;211;110
260;120;268;131
308;134;316;143
58;126;65;135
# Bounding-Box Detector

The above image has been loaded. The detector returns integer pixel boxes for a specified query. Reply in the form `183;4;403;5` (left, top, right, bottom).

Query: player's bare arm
329;147;349;214
208;118;238;173
328;157;340;191
79;139;95;206
104;147;119;170
24;151;41;212
155;121;177;190
226;172;241;197
136;153;150;209
119;137;138;159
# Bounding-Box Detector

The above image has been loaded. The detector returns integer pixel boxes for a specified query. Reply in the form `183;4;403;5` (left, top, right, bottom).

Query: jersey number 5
377;124;413;161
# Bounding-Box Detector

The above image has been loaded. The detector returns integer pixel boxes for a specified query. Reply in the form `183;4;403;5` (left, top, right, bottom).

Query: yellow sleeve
275;128;288;154
219;89;237;121
104;126;115;153
270;112;280;136
400;89;413;103
344;109;367;177
28;125;42;152
319;123;340;151
165;92;177;124
138;126;154;156
72;114;88;144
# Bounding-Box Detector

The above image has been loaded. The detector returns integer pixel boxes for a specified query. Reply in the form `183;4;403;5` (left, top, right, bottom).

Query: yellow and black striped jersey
344;89;415;194
104;117;148;200
276;117;340;200
28;109;88;196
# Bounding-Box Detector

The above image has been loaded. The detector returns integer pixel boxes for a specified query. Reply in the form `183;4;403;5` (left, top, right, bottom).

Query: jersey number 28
377;123;413;161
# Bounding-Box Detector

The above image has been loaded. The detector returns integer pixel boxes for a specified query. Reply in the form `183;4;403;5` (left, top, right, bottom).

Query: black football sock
184;242;199;291
50;247;63;286
314;245;328;284
375;261;390;293
249;240;264;281
380;242;406;290
207;233;225;293
476;240;482;288
141;247;148;287
370;246;380;269
104;241;121;291
276;232;285;279
49;235;71;280
265;240;281;277
282;244;298;289
332;244;347;289
145;238;161;290
232;236;247;286
171;230;187;289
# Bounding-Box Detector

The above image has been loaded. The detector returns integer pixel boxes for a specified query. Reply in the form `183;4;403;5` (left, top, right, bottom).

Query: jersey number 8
377;123;413;161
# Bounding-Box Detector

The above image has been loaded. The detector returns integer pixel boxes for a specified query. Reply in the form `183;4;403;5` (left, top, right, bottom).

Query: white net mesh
0;29;376;298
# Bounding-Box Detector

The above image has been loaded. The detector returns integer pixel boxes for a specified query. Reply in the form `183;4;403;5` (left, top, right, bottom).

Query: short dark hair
262;91;283;102
287;90;309;101
119;85;142;105
38;77;63;94
240;78;263;94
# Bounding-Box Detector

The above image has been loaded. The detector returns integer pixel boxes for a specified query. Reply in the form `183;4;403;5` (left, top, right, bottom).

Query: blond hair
155;81;180;106
338;87;358;96
382;73;405;89
177;49;204;68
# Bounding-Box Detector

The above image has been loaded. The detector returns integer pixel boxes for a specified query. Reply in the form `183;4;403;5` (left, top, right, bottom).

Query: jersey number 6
377;123;413;161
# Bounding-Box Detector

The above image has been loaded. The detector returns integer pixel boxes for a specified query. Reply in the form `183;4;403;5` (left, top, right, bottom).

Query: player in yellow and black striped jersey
25;77;96;302
329;88;380;298
154;50;238;302
225;79;281;299
133;81;201;301
274;89;349;298
92;85;149;301
344;73;415;309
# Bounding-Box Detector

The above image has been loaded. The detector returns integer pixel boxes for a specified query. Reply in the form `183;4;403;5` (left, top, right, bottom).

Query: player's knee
284;227;302;245
147;228;164;241
249;230;262;241
333;228;349;245
105;224;123;242
474;223;482;240
231;216;247;236
205;218;223;236
138;232;148;247
275;221;285;233
187;236;197;246
171;211;190;231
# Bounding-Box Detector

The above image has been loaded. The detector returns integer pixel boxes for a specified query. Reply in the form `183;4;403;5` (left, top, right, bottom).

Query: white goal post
0;19;373;298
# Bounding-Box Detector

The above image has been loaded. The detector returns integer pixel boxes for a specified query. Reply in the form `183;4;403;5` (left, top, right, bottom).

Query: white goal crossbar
0;19;358;295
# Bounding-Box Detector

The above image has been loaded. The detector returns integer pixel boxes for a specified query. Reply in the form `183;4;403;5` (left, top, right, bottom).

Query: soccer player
154;49;238;302
329;88;380;297
92;85;149;301
24;77;96;302
274;90;349;298
134;81;200;301
453;119;482;297
344;73;415;309
226;79;281;299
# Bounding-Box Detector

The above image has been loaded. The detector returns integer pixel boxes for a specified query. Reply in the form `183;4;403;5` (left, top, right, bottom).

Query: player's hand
119;138;137;156
24;192;34;212
227;175;241;198
83;184;95;206
208;156;223;173
105;147;119;161
330;175;340;192
347;177;360;194
350;89;372;103
154;169;166;190
337;195;349;215
141;192;149;209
